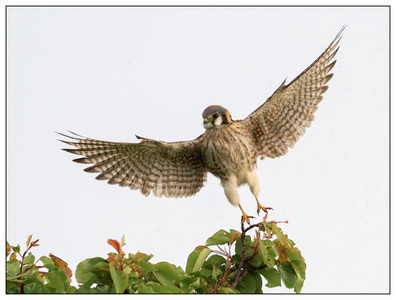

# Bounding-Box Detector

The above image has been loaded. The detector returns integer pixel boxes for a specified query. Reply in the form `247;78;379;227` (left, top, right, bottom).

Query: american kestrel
59;28;343;223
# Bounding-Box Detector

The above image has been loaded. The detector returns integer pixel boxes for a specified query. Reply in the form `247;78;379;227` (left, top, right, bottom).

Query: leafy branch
6;236;74;293
7;215;305;294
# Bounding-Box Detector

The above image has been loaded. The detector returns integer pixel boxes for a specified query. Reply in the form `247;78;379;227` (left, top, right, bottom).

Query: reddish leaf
254;230;261;244
108;239;123;255
30;239;40;248
49;253;73;284
65;267;73;279
275;243;288;263
6;242;12;257
229;232;240;245
107;256;117;264
49;253;67;268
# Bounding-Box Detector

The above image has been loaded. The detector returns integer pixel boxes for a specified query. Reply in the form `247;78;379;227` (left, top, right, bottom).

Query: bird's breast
201;124;256;182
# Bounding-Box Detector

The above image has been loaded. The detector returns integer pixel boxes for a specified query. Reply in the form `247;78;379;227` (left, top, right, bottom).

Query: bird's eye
213;113;219;118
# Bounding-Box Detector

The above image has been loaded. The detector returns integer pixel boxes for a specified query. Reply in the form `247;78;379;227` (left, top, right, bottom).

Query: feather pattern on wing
58;132;207;198
243;26;344;159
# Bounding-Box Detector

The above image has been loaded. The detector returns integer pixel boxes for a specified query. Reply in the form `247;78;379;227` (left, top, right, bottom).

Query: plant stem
231;219;264;288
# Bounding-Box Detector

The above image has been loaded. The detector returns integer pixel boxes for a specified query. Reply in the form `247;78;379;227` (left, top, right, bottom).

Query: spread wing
58;132;207;198
243;26;344;159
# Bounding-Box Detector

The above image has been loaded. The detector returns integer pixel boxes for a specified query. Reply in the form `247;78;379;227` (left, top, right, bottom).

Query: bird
58;27;343;224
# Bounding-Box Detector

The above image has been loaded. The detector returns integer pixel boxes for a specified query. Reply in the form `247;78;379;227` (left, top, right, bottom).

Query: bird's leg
254;195;273;215
238;204;254;224
245;171;272;215
223;176;254;224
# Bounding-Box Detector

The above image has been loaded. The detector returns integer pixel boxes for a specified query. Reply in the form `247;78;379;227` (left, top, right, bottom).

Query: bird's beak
203;116;211;124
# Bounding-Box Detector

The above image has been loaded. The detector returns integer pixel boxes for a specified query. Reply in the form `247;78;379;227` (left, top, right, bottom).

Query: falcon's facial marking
223;111;233;124
213;114;223;126
202;105;233;129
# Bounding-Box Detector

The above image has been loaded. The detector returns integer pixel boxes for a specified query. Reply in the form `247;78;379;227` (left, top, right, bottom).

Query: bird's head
202;105;233;129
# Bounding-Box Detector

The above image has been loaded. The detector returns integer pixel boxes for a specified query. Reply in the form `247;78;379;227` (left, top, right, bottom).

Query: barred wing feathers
58;132;207;198
243;27;344;159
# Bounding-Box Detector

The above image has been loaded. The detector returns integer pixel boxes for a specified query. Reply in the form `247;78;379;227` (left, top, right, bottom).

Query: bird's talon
242;213;254;224
257;204;273;215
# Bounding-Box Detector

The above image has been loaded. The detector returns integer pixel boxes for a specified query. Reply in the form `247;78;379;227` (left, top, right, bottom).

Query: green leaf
206;229;240;246
286;249;303;262
137;284;155;293
262;239;274;247
6;260;21;276
154;284;184;293
91;285;111;293
137;260;155;273
203;254;226;269
200;266;214;278
23;252;35;266
219;287;239;294
258;267;281;288
269;223;285;239
290;261;306;293
128;276;144;292
258;240;268;260
285;238;296;247
139;282;180;293
66;285;78;293
130;252;153;263
161;286;184;293
75;257;108;287
40;256;54;267
26;235;33;247
77;286;93;293
6;281;19;293
154;262;186;286
278;262;297;289
254;271;263;293
88;261;112;286
236;272;257;293
235;235;252;256
290;260;306;278
137;281;184;294
249;249;264;268
180;276;206;292
45;271;67;293
121;235;126;247
267;245;277;260
109;264;128;294
258;240;275;268
186;246;211;273
154;262;175;286
23;282;48;293
22;270;45;285
13;245;21;254
293;274;304;294
211;265;218;282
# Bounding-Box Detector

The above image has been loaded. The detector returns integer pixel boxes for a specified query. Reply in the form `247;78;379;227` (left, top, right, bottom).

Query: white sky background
6;6;389;293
